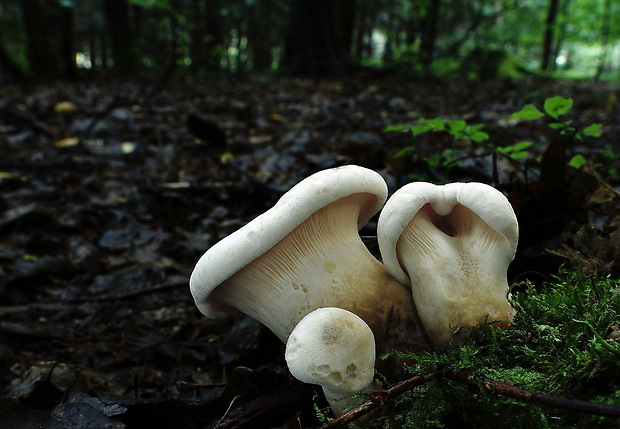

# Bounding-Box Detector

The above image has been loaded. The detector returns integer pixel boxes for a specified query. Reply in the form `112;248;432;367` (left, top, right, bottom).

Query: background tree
281;0;355;76
20;0;61;78
419;0;441;75
594;0;611;80
541;0;560;71
2;0;620;80
104;0;141;72
0;37;27;80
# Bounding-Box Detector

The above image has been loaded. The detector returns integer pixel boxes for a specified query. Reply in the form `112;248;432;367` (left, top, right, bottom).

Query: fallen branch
453;370;620;418
322;368;620;428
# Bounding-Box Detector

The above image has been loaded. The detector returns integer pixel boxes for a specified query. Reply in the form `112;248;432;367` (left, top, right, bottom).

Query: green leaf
418;117;446;131
470;131;489;143
412;124;435;136
511;151;530;160
583;123;602;138
512;141;533;151
446;120;467;132
444;158;462;168
394;146;415;158
468;124;485;132
543;96;573;118
384;124;412;132
569;154;587;168
510;104;544;121
425;155;441;166
497;141;532;154
549;122;566;129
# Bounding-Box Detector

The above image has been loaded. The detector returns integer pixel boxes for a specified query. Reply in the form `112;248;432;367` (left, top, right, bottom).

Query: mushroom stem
397;203;516;346
209;194;429;353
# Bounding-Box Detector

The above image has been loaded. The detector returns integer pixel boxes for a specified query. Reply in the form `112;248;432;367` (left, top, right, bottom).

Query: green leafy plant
510;95;602;168
601;149;620;179
386;118;490;180
313;401;333;425
388;95;606;181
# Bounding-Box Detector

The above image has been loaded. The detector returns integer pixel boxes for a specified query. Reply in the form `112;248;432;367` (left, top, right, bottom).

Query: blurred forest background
1;0;620;81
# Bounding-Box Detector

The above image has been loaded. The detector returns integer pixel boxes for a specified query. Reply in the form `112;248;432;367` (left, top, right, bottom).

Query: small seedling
386;117;490;180
388;95;605;181
510;96;602;168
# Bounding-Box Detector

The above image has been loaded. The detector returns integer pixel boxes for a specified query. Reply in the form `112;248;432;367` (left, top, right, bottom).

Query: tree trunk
103;0;141;72
541;0;559;71
20;0;60;78
190;0;207;70
420;0;441;76
0;38;29;81
594;0;611;81
552;0;571;71
354;0;368;62
205;0;224;70
282;0;355;76
60;3;77;79
101;30;109;69
248;0;275;72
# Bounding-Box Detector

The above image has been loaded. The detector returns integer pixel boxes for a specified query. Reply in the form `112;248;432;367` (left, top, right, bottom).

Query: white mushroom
378;182;519;348
190;165;430;353
285;307;379;416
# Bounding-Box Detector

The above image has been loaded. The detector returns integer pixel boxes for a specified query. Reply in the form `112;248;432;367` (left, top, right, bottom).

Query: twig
59;279;187;303
0;107;54;138
320;373;438;429
454;370;620;418
80;94;121;139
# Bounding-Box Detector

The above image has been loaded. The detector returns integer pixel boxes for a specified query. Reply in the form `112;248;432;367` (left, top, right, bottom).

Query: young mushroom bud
378;182;519;348
285;307;379;416
190;165;430;354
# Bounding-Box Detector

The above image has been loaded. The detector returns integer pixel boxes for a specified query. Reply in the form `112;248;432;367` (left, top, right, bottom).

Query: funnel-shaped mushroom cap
378;182;518;347
286;307;376;416
190;165;429;352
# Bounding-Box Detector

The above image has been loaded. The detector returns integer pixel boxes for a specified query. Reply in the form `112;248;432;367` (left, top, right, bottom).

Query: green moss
372;270;620;428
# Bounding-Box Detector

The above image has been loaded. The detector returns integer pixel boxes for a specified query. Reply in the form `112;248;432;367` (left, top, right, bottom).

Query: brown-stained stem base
321;370;620;429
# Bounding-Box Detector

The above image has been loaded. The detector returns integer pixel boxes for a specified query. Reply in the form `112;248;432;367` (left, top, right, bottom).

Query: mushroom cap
285;307;376;396
378;182;518;286
190;165;388;319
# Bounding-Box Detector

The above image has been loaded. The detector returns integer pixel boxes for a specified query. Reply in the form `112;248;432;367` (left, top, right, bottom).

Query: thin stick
322;369;620;428
454;370;620;418
320;373;438;429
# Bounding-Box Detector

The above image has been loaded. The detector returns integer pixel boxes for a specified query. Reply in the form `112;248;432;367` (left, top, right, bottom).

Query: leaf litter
0;75;619;428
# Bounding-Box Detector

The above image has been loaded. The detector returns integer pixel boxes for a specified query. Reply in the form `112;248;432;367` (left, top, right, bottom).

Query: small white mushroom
378;182;519;348
190;165;430;353
285;307;379;416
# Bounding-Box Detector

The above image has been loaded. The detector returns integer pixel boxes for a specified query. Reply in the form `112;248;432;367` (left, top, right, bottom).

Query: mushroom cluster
190;165;519;416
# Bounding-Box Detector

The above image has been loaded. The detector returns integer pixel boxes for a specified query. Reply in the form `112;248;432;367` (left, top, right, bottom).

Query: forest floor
0;73;619;429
